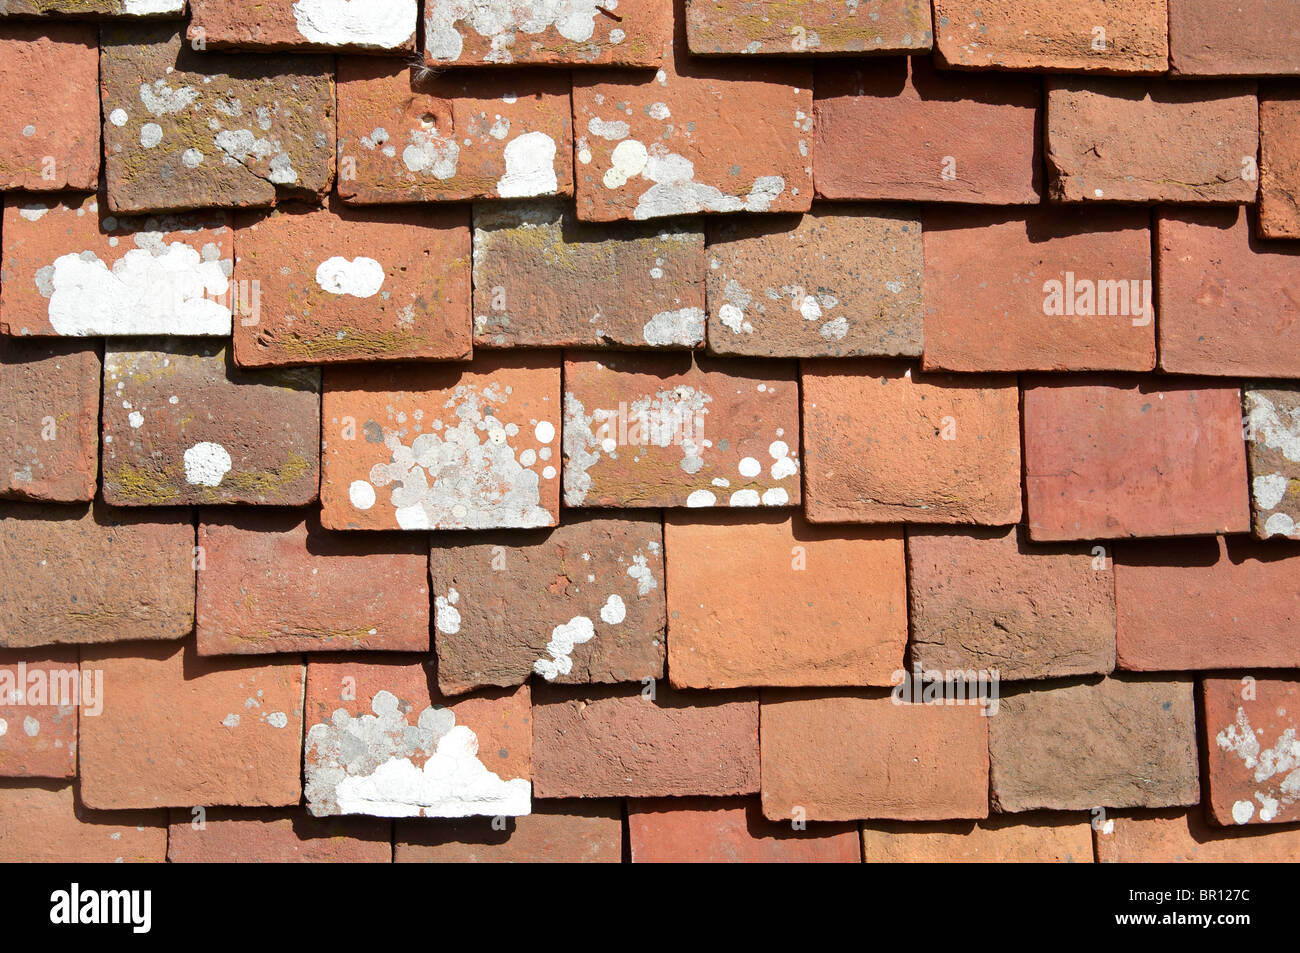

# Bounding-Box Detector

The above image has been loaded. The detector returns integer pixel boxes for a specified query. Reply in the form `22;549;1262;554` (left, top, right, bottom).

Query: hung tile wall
0;0;1297;863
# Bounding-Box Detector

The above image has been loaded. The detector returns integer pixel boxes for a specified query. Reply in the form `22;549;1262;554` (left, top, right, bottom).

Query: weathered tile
989;677;1199;812
425;0;671;66
563;351;801;509
761;690;991;822
0;648;79;778
336;59;572;204
629;796;861;862
0;337;100;502
572;29;812;221
79;641;305;809
321;354;561;531
0;501;194;648
101;24;334;212
1246;386;1300;540
1046;78;1257;203
430;512;665;694
908;527;1116;681
1022;376;1249;540
473;200;705;349
707;207;923;359
197;509;430;655
102;342;321;506
802;360;1021;525
233;201;471;367
532;684;759;797
304;655;532;818
1;193;233;337
188;0;418;52
1203;676;1300;826
0;23;99;192
665;513;906;688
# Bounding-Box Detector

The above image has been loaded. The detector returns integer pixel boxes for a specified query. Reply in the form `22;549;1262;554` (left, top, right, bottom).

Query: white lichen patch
123;0;186;12
291;0;417;48
599;594;626;625
305;690;531;818
315;256;385;298
562;386;712;505
642;307;705;347
497;132;558;198
368;385;553;529
183;442;232;486
43;241;232;336
435;588;461;634
625;143;786;221
1247;391;1300;463
1216;706;1300;824
1246;391;1300;538
427;0;615;63
533;615;595;680
402;125;460;179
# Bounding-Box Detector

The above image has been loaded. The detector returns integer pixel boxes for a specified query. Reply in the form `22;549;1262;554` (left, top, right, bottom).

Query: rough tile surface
706;208;923;359
430;513;666;694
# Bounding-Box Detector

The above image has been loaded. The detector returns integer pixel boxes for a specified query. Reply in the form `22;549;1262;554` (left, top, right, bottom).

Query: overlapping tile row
0;0;1298;864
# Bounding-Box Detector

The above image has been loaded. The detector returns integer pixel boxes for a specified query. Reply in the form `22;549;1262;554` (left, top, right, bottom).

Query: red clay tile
1096;808;1300;861
0;23;99;192
922;206;1155;372
1168;0;1300;75
1157;206;1300;378
1116;535;1300;670
430;513;665;694
396;799;623;862
531;684;759;798
989;677;1199;813
687;0;933;55
1022;376;1250;540
563;351;801;509
665;513;906;688
1046;78;1258;203
188;0;418;52
425;0;671;66
197;510;430;656
233;202;471;367
102;342;321;507
863;813;1095;862
1246;385;1300;540
100;24;334;213
167;808;393;862
815;58;1040;204
1260;93;1300;239
0;501;194;648
802;360;1021;525
572;29;812;222
934;0;1168;73
79;641;305;809
304;655;531;818
629;796;860;862
473;201;705;349
0;782;166;863
0;338;99;502
321;354;561;531
0;193;233;337
0;648;79;778
706;207;923;359
1203;675;1300;827
761;689;990;822
908;527;1116;681
336;59;572;204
